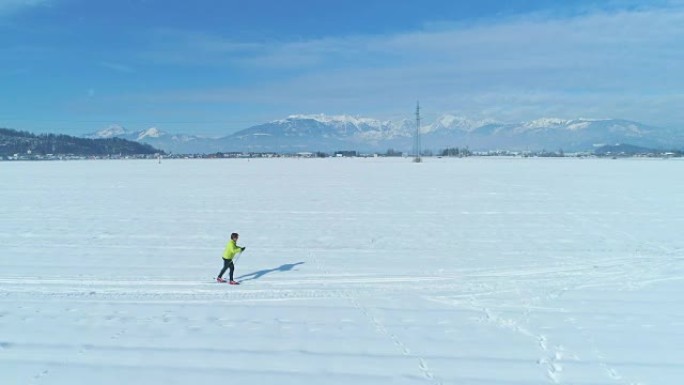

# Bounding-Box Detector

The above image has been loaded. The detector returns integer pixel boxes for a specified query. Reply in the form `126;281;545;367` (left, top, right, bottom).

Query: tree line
0;128;161;157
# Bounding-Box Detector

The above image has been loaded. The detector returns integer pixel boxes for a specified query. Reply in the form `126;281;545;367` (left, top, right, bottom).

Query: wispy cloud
128;4;684;126
100;61;136;74
139;29;266;67
0;0;50;16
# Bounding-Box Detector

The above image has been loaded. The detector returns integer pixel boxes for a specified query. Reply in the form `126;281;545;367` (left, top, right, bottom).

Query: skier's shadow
237;262;305;282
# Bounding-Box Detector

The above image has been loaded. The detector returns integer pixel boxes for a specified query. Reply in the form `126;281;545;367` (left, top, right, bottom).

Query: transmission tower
413;101;422;163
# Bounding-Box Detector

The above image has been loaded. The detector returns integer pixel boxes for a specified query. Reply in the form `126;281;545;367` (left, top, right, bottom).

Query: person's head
231;232;239;241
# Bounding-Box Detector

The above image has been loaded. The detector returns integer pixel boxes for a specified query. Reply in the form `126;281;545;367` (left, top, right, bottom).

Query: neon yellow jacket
222;239;242;260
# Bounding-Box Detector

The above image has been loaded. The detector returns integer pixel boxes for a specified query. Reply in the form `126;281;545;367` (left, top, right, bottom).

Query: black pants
218;259;234;281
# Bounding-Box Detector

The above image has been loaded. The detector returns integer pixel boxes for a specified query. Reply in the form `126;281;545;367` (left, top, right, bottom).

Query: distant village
2;147;682;161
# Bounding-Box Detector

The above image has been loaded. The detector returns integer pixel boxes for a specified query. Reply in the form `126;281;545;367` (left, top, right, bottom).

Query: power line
413;101;422;163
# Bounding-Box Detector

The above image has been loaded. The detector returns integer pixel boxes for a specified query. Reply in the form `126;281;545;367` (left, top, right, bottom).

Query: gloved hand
241;247;246;252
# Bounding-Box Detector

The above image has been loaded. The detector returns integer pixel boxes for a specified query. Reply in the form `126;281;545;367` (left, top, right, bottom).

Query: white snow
426;115;498;133
1;157;683;385
566;121;592;131
137;127;164;140
88;124;128;139
280;114;386;129
523;118;569;128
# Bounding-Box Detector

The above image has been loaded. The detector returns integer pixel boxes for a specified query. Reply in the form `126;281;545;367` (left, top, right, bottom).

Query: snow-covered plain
1;157;683;385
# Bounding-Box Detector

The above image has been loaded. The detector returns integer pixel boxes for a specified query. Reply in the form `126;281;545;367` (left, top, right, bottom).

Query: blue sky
1;0;683;136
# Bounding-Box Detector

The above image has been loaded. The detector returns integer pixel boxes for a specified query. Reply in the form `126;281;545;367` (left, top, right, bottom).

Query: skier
216;232;245;285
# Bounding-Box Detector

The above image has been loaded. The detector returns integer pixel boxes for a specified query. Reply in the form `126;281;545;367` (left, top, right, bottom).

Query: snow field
1;157;683;384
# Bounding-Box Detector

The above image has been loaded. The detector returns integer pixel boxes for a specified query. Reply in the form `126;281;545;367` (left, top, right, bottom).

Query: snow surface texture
1;158;683;385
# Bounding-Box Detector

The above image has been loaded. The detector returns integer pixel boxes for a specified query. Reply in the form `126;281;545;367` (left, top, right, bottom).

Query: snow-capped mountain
136;127;164;140
85;126;160;142
424;115;500;134
84;125;129;139
84;126;212;153
84;115;683;154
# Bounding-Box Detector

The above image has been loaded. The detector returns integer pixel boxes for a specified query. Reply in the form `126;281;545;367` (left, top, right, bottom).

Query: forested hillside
0;128;162;157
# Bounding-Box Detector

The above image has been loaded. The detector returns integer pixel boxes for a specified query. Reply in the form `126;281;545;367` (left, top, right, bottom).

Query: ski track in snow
3;250;682;384
426;248;682;384
310;252;444;385
3;251;681;384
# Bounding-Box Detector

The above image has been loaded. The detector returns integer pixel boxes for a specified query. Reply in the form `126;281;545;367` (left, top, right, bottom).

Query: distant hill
0;128;162;157
84;115;684;154
593;143;682;156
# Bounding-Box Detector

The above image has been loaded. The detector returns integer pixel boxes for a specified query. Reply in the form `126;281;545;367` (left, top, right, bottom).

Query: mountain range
84;115;684;154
